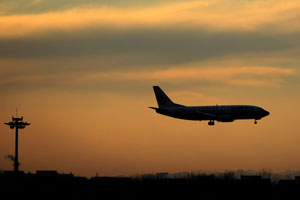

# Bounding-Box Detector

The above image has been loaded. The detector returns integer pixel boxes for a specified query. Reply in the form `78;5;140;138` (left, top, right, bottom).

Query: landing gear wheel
208;120;215;126
254;120;257;124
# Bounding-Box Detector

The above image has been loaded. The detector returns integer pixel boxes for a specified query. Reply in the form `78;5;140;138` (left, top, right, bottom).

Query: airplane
149;86;269;126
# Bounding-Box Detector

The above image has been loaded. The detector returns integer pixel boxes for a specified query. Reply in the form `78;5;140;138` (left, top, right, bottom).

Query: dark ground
1;172;300;199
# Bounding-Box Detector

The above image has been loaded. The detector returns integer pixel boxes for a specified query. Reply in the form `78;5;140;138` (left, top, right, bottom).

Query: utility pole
5;115;30;173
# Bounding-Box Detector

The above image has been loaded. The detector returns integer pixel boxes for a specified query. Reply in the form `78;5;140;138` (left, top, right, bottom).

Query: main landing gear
254;119;257;124
208;120;215;126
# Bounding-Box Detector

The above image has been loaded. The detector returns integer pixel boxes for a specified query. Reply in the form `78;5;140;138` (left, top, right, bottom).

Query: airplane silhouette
149;86;269;126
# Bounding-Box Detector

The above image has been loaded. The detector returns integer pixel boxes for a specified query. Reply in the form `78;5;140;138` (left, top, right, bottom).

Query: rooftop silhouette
1;170;300;199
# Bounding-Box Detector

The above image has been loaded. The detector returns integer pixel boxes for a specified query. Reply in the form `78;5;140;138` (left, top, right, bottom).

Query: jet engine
217;115;235;122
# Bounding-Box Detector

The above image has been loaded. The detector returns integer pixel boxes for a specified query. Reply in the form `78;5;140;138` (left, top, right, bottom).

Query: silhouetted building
36;170;59;176
295;176;300;181
3;171;25;176
241;175;262;182
156;172;168;179
1;171;300;198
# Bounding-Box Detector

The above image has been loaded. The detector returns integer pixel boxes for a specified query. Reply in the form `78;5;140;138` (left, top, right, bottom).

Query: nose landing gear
254;119;257;124
208;120;215;126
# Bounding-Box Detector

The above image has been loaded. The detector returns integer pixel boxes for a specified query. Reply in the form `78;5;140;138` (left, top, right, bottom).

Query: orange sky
1;0;300;177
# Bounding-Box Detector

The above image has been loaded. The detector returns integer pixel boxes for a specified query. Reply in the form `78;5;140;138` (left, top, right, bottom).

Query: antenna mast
4;111;30;174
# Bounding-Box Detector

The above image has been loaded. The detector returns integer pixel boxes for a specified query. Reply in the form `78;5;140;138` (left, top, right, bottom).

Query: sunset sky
1;0;300;177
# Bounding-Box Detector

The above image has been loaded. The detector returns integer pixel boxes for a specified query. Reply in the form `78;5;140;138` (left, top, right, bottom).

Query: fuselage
155;105;269;122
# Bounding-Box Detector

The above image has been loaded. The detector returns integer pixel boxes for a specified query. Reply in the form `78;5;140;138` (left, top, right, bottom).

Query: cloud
0;0;188;15
1;0;300;70
0;0;298;92
0;57;294;93
1;0;300;38
0;27;298;64
30;0;43;5
67;65;296;88
1;0;300;72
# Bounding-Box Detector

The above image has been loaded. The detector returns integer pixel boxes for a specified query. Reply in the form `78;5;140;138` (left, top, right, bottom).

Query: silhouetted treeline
1;171;300;199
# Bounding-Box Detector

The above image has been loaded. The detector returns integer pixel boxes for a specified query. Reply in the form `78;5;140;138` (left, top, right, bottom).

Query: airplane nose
263;110;270;117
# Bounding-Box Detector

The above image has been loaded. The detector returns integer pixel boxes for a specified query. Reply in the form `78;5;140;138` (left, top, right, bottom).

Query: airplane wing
149;107;158;110
194;111;216;118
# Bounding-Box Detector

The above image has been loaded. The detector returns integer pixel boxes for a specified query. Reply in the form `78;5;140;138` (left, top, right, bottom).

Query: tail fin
153;86;175;108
